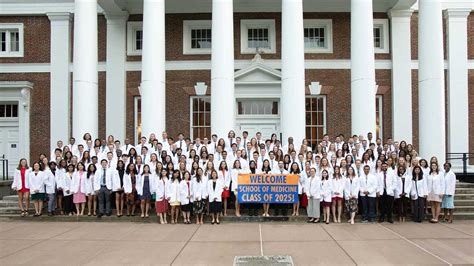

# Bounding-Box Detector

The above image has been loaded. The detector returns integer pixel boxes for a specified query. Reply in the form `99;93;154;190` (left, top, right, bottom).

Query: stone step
455;182;474;188
454;206;474;213
2;195;19;202
454;194;474;200
454;199;474;206
453;188;474;194
0;201;34;208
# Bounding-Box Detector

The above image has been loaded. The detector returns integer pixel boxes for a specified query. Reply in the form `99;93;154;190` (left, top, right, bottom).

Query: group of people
11;130;457;224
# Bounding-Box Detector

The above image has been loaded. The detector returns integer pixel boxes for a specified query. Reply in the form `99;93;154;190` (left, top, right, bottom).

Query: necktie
126;144;129;150
179;141;182;149
102;169;106;185
357;168;360;176
384;172;387;190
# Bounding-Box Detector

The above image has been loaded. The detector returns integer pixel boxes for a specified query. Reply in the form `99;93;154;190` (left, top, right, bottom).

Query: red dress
19;168;30;193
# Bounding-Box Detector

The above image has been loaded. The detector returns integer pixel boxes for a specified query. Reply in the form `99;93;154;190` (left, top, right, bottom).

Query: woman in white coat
192;168;207;224
137;165;154;218
411;165;427;223
441;162;456;223
112;160;126;217
44;161;57;216
217;161;231;216
231;160;248;217
395;166;412;222
84;164;98;216
427;162;445;223
208;170;224;224
331;166;344;223
289;162;303;216
12;158;30;216
155;169;169;224
344;167;359;224
180;171;193;224
123;163;138;216
28;162;46;217
321;170;333;224
59;164;75;215
167;170;182;224
305;167;321;223
71;162;87;216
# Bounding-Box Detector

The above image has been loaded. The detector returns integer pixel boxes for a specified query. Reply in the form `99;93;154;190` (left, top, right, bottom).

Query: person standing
377;162;396;223
411;166;427;223
208;170;224;224
359;165;377;223
427;162;445;223
28;162;46;217
12;159;30;217
344;167;359;224
441;162;456;223
305;168;321;223
97;159;113;217
71;162;87;216
395;166;412;222
137;164;154;218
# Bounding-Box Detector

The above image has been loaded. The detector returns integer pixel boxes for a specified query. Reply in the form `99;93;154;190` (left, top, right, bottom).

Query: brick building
0;0;473;175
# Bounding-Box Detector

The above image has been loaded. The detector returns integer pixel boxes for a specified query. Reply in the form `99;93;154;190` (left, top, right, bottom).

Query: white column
350;0;376;137
418;0;446;162
389;10;413;144
105;13;128;141
444;9;471;162
47;12;71;147
281;0;305;145
141;0;166;138
211;0;235;139
72;0;98;139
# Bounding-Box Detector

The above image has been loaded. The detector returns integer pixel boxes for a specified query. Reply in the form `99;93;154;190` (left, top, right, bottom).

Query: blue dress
140;175;152;201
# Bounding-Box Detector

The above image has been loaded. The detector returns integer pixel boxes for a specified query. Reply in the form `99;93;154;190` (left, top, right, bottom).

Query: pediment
234;55;281;83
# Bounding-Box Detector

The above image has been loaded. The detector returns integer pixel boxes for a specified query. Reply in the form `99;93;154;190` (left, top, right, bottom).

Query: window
0;103;18;118
191;96;211;139
304;19;333;53
127;22;143;56
0;23;24;57
183;20;212;55
305;96;326;148
373;19;389;53
237;100;278;115
240;19;276;54
376;95;383;139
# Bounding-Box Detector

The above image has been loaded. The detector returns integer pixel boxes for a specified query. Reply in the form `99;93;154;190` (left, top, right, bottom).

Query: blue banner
237;174;299;204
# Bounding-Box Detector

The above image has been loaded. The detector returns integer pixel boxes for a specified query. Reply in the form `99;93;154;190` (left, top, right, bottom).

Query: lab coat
57;172;73;196
44;169;56;194
344;177;360;199
410;178;427;200
123;173;135;194
359;173;378;197
28;171;46;194
136;173;156;196
395;173;412;199
166;179;181;203
304;176;321;199
230;168;250;193
207;179;224;202
321;179;333;202
154;177;168;201
112;170;124;192
376;171;397;197
191;178;208;201
71;171;87;194
443;170;456;196
218;170;231;189
331;177;344;198
427;172;445;195
180;180;192;205
84;173;97;196
94;168;114;190
12;168;30;191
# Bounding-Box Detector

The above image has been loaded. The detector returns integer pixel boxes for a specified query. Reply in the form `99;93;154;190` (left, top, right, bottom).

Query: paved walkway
0;220;472;265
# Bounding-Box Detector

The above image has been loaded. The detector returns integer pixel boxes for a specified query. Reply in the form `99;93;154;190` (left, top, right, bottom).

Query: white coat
154;177;168;201
231;168;249;193
123;173;135;194
28;171;46;194
95;167;114;190
304;175;321;199
180;180;192;205
44;169;57;194
344;176;360;199
112;170;123;192
136;173;156;196
83;173;97;195
218;169;231;188
71;171;87;194
166;179;181;203
272;168;289;175
331;177;344;198
377;170;397;197
321;179;333;202
410;178;428;200
427;172;445;195
395;173;412;199
443;170;456;196
191;178;208;201
12;168;30;191
207;178;224;202
359;173;378;197
58;172;73;196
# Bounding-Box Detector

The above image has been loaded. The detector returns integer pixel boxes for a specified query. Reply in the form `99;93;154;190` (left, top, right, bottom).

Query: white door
239;123;279;140
0;123;20;177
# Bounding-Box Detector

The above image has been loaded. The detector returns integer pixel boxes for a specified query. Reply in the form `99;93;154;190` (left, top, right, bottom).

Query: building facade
0;0;473;175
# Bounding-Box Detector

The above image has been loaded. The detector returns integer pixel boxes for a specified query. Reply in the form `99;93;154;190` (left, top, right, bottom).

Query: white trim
240;19;276;54
0;23;24;58
0;3;103;15
376;95;383;140
189;95;211;139
303;19;333;54
126;21;143;56
373;19;390;54
183;20;212;55
305;95;327;143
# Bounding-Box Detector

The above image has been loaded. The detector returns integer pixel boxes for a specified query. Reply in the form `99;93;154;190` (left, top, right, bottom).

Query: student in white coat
359;165;378;222
411;165;428;223
58;164;74;215
167;170;182;224
28;162;47;217
112;160;126;217
427;162;445;223
344;167;360;224
12;158;30;216
137;165;154;218
441;162;456;223
321;170;333;224
192;168;208;224
208;170;224;224
395;166;412;222
85;164;98;216
272;161;290;216
96;159;114;217
71;162;87;216
155;169;169;224
331;166;344;223
217;160;231;216
44;161;57;216
305;167;321;223
289;162;303;216
124;163;138;216
377;162;397;223
180;171;193;224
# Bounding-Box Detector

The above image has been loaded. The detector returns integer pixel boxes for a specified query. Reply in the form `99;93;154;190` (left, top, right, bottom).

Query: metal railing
446;153;474;180
0;155;8;181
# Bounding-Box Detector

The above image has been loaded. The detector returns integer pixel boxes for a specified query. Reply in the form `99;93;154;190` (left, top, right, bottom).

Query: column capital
443;9;471;20
104;11;129;23
388;9;414;19
47;12;72;21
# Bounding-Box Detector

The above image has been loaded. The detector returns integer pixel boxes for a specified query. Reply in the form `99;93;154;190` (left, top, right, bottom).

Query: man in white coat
377;162;397;223
96;159;114;217
359;165;378;222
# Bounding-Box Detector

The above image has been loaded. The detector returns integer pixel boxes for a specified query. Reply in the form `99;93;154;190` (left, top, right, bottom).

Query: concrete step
0;201;34;208
2;195;19;202
454;194;474;200
456;182;474;188
454;206;474;213
454;188;474;194
454;199;474;206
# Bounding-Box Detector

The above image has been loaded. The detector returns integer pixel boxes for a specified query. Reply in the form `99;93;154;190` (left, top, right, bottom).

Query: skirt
126;191;138;205
31;193;45;201
332;196;343;202
441;195;454;209
322;201;331;207
156;199;169;214
193;200;207;214
73;192;86;203
345;198;358;214
222;189;231;199
428;192;442;203
170;200;181;207
19;187;30;193
209;201;222;214
181;203;192;212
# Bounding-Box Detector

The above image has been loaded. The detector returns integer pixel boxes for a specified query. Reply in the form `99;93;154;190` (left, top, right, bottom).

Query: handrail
446;152;474;176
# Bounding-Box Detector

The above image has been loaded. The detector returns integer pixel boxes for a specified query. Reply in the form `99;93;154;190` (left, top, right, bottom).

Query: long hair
17;158;29;170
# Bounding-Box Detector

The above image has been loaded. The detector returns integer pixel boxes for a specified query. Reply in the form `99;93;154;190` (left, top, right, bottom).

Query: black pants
413;198;425;222
379;191;394;221
273;204;289;216
98;186;111;215
397;197;410;218
63;195;74;214
361;196;376;221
